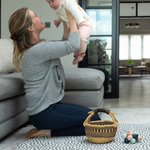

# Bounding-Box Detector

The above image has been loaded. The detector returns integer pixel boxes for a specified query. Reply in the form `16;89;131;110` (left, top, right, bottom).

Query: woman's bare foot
26;128;51;139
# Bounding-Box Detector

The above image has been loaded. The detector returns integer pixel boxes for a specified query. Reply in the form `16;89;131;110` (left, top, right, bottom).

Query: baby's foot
73;55;83;65
73;53;85;65
26;128;51;139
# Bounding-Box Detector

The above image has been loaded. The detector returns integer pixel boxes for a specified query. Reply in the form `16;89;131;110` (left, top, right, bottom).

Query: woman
9;7;100;139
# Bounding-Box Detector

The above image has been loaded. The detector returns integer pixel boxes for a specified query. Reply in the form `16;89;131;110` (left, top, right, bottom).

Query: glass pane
130;35;141;59
138;3;150;16
87;65;112;93
86;9;112;35
86;0;112;6
103;50;111;63
87;37;112;64
143;35;150;58
119;35;129;60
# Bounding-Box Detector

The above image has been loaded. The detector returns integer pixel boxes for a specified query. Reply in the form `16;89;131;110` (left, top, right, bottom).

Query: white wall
1;0;78;68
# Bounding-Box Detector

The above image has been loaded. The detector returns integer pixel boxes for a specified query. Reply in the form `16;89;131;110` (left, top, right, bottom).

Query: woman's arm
27;9;80;64
63;9;78;39
63;21;69;39
29;33;80;64
65;9;78;33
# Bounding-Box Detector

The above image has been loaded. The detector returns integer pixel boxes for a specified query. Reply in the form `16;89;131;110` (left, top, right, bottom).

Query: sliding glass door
78;0;119;98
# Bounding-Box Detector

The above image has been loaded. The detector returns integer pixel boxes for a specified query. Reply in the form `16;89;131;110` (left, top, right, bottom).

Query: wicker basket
83;108;119;144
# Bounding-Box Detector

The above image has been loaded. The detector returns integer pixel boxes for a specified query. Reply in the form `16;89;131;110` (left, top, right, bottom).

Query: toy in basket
83;108;119;144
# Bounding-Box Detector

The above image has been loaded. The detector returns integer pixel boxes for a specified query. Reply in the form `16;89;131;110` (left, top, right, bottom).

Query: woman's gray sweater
21;32;80;116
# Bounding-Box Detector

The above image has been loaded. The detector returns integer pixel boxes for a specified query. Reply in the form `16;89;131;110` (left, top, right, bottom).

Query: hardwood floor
103;75;150;109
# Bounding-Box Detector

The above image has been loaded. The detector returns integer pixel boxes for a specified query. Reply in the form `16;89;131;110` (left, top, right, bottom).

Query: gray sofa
62;68;105;110
0;68;105;140
0;73;28;140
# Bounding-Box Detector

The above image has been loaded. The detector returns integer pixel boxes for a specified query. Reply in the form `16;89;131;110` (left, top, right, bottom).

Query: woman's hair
9;7;35;73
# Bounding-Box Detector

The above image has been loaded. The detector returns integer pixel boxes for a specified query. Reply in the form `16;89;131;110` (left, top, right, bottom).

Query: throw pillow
141;62;146;66
0;39;17;74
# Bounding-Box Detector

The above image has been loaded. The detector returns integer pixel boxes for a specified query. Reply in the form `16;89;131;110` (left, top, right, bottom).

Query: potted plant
126;59;134;66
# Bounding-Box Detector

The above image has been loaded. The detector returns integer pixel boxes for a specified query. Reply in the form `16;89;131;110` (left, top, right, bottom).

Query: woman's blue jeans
29;102;100;136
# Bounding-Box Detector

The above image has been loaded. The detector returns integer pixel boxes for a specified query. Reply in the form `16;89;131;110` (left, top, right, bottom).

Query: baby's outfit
55;0;93;64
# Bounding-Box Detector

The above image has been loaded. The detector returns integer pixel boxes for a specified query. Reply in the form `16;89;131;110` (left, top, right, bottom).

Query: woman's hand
65;9;78;33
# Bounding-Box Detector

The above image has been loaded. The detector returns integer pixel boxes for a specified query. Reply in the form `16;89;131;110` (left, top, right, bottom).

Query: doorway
78;0;120;98
119;1;150;77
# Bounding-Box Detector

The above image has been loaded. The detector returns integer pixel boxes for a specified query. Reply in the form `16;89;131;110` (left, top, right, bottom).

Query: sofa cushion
0;73;25;101
64;68;105;91
0;111;28;140
0;95;27;124
0;68;105;100
62;87;104;108
0;39;17;74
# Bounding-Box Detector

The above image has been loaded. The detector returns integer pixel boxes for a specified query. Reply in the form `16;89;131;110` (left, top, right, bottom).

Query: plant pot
125;64;134;67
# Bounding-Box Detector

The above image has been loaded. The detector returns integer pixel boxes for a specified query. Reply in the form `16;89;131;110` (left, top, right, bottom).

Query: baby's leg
73;20;92;65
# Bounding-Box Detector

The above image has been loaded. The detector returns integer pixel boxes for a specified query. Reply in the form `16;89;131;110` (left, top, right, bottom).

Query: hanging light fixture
125;23;140;28
125;7;140;28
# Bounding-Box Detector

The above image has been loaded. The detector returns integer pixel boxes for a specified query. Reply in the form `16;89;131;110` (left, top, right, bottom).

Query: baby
46;0;93;65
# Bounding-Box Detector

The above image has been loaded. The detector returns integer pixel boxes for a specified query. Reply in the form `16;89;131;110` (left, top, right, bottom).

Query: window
86;9;112;35
119;35;150;60
143;35;150;58
119;35;129;60
130;35;141;59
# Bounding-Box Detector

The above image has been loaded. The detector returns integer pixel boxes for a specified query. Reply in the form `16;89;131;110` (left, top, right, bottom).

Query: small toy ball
124;138;130;143
122;133;127;139
131;138;136;144
127;130;133;136
127;135;133;141
133;133;138;141
127;129;132;133
134;132;138;135
138;135;142;141
128;132;133;135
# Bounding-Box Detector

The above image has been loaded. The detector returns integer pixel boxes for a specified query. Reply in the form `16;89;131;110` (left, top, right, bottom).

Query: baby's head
46;0;63;10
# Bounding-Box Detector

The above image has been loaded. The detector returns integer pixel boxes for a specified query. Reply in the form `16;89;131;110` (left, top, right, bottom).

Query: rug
12;123;150;150
1;108;148;150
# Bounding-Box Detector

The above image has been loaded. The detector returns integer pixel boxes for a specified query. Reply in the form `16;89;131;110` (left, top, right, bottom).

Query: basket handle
83;108;119;127
93;108;110;114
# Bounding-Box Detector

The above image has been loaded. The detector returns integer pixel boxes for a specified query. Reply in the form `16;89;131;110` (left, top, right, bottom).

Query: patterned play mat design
12;124;150;150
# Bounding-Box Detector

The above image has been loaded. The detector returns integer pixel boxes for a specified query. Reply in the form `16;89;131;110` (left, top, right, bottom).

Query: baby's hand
54;20;60;28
